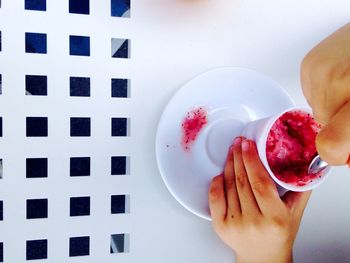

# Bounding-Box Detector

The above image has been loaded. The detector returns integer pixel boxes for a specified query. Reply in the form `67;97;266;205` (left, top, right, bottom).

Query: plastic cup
241;106;331;195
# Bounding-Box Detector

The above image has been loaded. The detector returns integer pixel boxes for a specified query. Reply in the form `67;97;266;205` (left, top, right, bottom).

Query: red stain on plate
181;107;208;151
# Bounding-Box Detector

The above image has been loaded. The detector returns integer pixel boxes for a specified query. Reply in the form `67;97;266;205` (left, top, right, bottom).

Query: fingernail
234;137;242;146
229;145;234;153
242;140;250;151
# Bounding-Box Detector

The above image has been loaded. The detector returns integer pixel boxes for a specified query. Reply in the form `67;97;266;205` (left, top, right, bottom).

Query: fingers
209;174;227;223
316;100;350;165
300;22;350;126
233;137;261;217
224;145;241;218
282;190;312;218
241;139;284;216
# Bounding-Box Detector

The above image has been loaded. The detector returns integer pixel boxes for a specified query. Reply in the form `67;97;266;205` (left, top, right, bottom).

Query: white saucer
156;68;295;220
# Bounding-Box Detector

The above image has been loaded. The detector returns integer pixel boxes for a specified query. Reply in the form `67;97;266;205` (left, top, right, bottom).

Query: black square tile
111;78;128;98
70;157;90;177
110;233;129;253
111;156;127;175
70;117;90;137
111;0;130;17
111;38;129;58
0;242;3;262
26;117;48;137
111;195;125;214
70;77;90;97
69;35;90;56
69;236;90;257
111;118;128;137
25;0;46;11
26;199;48;219
69;0;89;14
70;196;90;216
26;158;48;178
25;75;47;96
26;239;47;260
0;201;3;221
25;32;47;54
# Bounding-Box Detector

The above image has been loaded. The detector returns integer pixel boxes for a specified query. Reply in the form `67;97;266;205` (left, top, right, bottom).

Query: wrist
236;251;293;263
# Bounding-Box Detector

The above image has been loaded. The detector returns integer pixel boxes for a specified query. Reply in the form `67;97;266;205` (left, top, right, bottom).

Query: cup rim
258;106;331;192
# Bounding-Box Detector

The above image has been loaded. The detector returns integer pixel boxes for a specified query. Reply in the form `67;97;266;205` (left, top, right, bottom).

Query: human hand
301;23;350;165
208;137;311;263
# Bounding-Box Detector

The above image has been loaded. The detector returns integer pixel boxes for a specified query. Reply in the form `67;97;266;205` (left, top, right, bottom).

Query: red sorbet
266;110;321;186
181;107;207;151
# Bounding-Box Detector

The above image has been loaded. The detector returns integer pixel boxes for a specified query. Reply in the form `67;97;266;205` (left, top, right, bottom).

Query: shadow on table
295;240;350;263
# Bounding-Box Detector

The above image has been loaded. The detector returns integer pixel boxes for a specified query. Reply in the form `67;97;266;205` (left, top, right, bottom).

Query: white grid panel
0;0;133;262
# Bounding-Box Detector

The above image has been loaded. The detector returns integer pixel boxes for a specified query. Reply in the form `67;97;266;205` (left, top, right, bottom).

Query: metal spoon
308;155;329;175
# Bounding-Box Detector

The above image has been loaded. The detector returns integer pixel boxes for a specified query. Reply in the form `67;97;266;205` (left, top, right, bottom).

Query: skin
209;137;311;263
301;23;350;165
208;24;349;262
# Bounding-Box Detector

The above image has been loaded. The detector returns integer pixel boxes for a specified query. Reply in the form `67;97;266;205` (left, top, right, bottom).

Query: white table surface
133;1;350;263
0;1;349;263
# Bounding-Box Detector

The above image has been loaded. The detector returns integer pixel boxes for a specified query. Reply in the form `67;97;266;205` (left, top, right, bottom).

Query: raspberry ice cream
181;107;207;151
266;110;321;186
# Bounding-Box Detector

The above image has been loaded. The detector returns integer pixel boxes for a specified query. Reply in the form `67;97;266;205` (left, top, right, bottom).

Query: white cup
241;106;331;195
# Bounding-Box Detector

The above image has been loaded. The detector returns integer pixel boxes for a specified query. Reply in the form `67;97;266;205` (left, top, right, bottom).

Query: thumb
282;191;312;217
316;101;350;166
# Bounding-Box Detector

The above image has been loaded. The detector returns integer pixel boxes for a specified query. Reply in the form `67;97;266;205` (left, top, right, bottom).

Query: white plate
156;68;295;220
